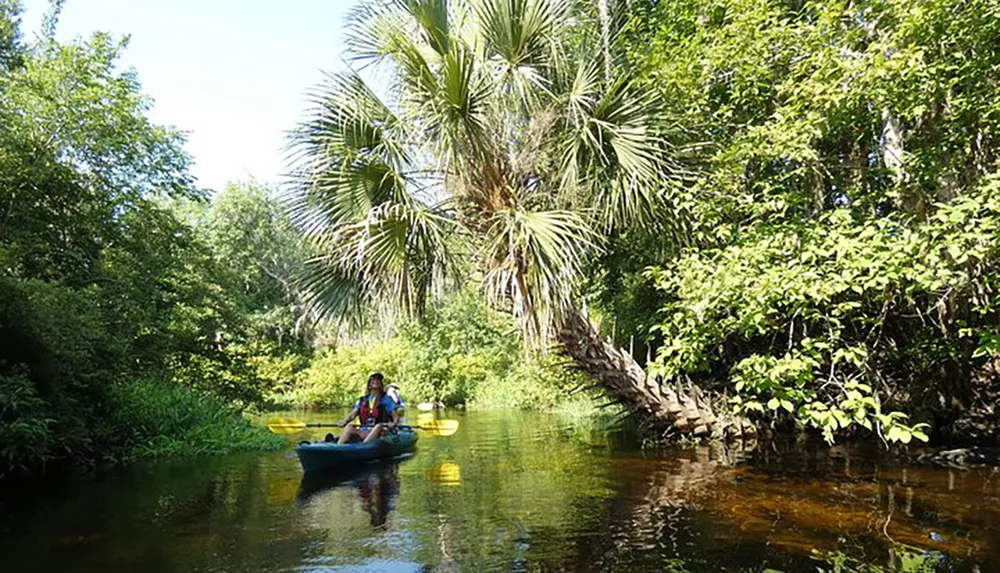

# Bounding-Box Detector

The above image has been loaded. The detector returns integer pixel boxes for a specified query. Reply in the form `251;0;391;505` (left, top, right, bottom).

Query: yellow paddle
266;417;459;437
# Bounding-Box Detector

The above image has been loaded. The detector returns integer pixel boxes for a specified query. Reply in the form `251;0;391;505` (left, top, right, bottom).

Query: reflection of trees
6;415;1000;572
566;444;999;571
2;453;325;572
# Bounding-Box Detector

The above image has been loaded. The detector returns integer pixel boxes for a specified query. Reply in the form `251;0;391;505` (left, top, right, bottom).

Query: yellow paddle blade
267;417;307;434
417;419;459;436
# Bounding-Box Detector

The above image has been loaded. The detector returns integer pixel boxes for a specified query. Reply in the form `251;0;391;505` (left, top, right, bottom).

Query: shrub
103;379;283;460
0;367;54;478
285;339;409;408
280;292;598;411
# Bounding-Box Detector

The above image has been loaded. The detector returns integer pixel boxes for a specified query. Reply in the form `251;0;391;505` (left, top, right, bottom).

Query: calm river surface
2;411;999;572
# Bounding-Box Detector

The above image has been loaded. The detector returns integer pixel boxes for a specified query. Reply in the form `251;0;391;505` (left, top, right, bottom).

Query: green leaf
887;426;902;442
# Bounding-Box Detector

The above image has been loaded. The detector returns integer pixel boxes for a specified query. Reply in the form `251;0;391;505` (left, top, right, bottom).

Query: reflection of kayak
294;428;418;473
297;457;408;504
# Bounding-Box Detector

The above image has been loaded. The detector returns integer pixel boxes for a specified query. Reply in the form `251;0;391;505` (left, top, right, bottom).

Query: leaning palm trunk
557;309;753;439
287;0;735;440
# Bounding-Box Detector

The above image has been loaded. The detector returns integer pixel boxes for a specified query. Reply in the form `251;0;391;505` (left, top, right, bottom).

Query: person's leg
363;424;385;443
337;425;358;444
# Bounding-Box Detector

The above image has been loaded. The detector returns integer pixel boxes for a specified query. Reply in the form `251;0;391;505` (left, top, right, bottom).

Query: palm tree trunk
556;308;754;440
597;0;613;81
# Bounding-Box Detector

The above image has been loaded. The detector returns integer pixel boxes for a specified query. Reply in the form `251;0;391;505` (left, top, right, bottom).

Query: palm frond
298;201;457;325
406;0;452;56
286;72;411;232
481;207;597;345
474;0;570;70
557;73;681;230
431;43;494;169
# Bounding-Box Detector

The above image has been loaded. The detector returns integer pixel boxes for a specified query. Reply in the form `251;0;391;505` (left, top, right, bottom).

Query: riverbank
1;379;282;481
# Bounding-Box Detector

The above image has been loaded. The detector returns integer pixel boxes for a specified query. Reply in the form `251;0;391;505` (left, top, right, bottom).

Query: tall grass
105;379;283;460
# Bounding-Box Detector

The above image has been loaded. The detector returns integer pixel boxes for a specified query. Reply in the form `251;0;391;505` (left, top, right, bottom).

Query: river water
2;411;998;572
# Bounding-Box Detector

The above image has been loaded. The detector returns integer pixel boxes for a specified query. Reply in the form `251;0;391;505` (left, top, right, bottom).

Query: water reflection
2;412;999;572
297;458;407;529
424;462;462;486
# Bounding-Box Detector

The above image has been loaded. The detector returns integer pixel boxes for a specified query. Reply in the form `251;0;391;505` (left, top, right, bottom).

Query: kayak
294;427;418;473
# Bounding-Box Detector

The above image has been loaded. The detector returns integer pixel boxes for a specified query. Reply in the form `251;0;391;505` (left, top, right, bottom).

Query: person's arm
389;407;400;429
339;405;360;427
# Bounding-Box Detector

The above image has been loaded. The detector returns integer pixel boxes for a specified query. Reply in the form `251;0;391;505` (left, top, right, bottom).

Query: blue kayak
295;428;418;473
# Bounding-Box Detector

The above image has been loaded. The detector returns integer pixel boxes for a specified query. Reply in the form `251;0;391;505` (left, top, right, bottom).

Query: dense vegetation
608;0;1000;443
0;4;297;478
281;290;593;411
4;0;999;482
288;0;1000;446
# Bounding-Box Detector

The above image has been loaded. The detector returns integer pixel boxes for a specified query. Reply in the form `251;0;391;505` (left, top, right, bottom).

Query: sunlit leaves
297;202;456;325
289;0;686;347
651;175;1000;444
481;208;596;344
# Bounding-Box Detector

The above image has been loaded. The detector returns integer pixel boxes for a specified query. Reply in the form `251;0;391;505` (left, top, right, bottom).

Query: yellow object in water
424;462;461;486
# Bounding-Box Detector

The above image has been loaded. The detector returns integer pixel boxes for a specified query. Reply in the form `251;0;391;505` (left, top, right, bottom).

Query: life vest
359;394;392;426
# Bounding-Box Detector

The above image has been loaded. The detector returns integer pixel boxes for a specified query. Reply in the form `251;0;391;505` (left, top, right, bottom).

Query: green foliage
396;289;520;405
193;182;312;352
0;366;53;478
286;338;409;409
103;380;283;460
624;0;1000;443
0;12;303;477
648;180;1000;443
280;291;593;410
469;354;586;411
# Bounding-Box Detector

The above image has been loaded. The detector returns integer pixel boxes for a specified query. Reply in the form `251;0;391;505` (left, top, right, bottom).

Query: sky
21;0;363;192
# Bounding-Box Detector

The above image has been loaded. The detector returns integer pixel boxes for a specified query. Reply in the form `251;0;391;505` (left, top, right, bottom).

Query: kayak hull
294;428;418;473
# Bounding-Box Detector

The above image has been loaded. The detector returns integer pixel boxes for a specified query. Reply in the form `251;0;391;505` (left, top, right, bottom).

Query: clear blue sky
22;0;363;192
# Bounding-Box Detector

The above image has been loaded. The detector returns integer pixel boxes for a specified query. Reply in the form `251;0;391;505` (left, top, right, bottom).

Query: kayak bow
294;428;418;473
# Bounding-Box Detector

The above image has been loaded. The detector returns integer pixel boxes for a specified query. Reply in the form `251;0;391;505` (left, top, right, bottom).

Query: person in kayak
386;383;405;412
335;372;400;444
386;382;406;426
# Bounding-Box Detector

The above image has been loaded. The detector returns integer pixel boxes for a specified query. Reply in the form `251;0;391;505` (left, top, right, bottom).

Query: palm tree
286;0;740;438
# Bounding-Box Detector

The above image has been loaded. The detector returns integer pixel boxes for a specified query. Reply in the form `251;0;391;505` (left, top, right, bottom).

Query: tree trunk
597;0;613;81
556;308;753;440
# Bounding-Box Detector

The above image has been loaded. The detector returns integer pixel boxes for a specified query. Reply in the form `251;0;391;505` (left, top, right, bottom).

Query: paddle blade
417;419;459;436
267;417;307;434
416;402;435;412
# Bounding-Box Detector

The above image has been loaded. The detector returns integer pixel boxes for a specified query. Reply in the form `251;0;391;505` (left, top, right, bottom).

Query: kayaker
386;383;405;412
335;372;400;444
386;383;406;425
